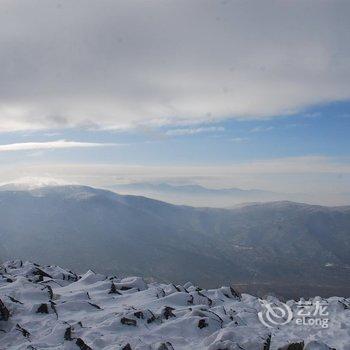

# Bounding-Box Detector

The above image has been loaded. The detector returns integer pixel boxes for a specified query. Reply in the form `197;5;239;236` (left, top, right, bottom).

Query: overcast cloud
0;0;349;132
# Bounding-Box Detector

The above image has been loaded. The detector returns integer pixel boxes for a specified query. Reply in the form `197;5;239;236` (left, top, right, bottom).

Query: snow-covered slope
1;261;349;349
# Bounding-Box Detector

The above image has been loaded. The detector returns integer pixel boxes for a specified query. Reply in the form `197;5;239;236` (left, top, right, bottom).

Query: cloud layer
166;126;225;136
0;0;349;132
1;155;349;183
0;140;117;152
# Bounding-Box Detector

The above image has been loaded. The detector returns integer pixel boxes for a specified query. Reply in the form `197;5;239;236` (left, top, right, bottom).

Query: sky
0;0;350;203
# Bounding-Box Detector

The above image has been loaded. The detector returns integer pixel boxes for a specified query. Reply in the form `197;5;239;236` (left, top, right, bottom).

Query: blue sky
1;101;349;165
1;101;349;200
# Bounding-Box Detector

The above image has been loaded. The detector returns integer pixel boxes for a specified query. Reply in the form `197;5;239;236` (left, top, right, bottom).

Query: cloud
250;126;275;133
166;126;225;136
0;140;118;152
0;176;71;189
0;1;349;132
231;137;248;143
304;112;322;119
1;155;348;178
0;156;349;200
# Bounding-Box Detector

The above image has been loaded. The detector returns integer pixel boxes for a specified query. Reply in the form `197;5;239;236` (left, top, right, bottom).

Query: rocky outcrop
0;260;346;349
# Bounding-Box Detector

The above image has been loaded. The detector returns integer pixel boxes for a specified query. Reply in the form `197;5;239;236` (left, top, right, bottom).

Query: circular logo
258;300;293;328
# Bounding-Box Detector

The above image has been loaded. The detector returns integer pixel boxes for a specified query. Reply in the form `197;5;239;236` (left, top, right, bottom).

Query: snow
0;260;349;349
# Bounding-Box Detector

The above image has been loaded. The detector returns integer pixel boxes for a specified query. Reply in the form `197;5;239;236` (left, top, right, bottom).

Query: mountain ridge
0;184;349;298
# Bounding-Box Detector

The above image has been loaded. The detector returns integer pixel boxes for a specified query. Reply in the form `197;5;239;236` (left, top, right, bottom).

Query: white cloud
231;137;248;143
304;112;322;119
250;126;275;133
0;140;118;152
166;126;225;136
0;176;72;189
0;1;349;132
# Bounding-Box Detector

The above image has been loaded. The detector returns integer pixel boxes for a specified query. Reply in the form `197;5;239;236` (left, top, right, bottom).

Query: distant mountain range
112;182;279;197
0;184;349;298
109;182;291;207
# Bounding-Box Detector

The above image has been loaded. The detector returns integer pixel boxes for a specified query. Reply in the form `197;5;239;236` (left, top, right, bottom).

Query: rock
50;301;58;318
278;342;304;350
198;318;209;329
36;304;49;314
45;285;54;299
162;306;176;320
0;298;10;321
147;310;156;324
156;342;174;350
109;282;121;295
88;302;102;310
338;300;350;309
263;335;271;350
76;338;92;350
8;296;23;304
197;291;213;306
134;311;144;319
230;286;241;300
33;268;52;279
121;317;137;326
64;326;73;341
16;324;30;338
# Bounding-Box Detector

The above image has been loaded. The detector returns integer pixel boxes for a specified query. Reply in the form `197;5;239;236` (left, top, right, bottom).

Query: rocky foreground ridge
0;260;349;349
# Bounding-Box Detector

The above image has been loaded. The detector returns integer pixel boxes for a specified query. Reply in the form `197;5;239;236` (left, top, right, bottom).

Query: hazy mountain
0;185;349;298
109;182;290;207
111;182;275;196
109;182;350;207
